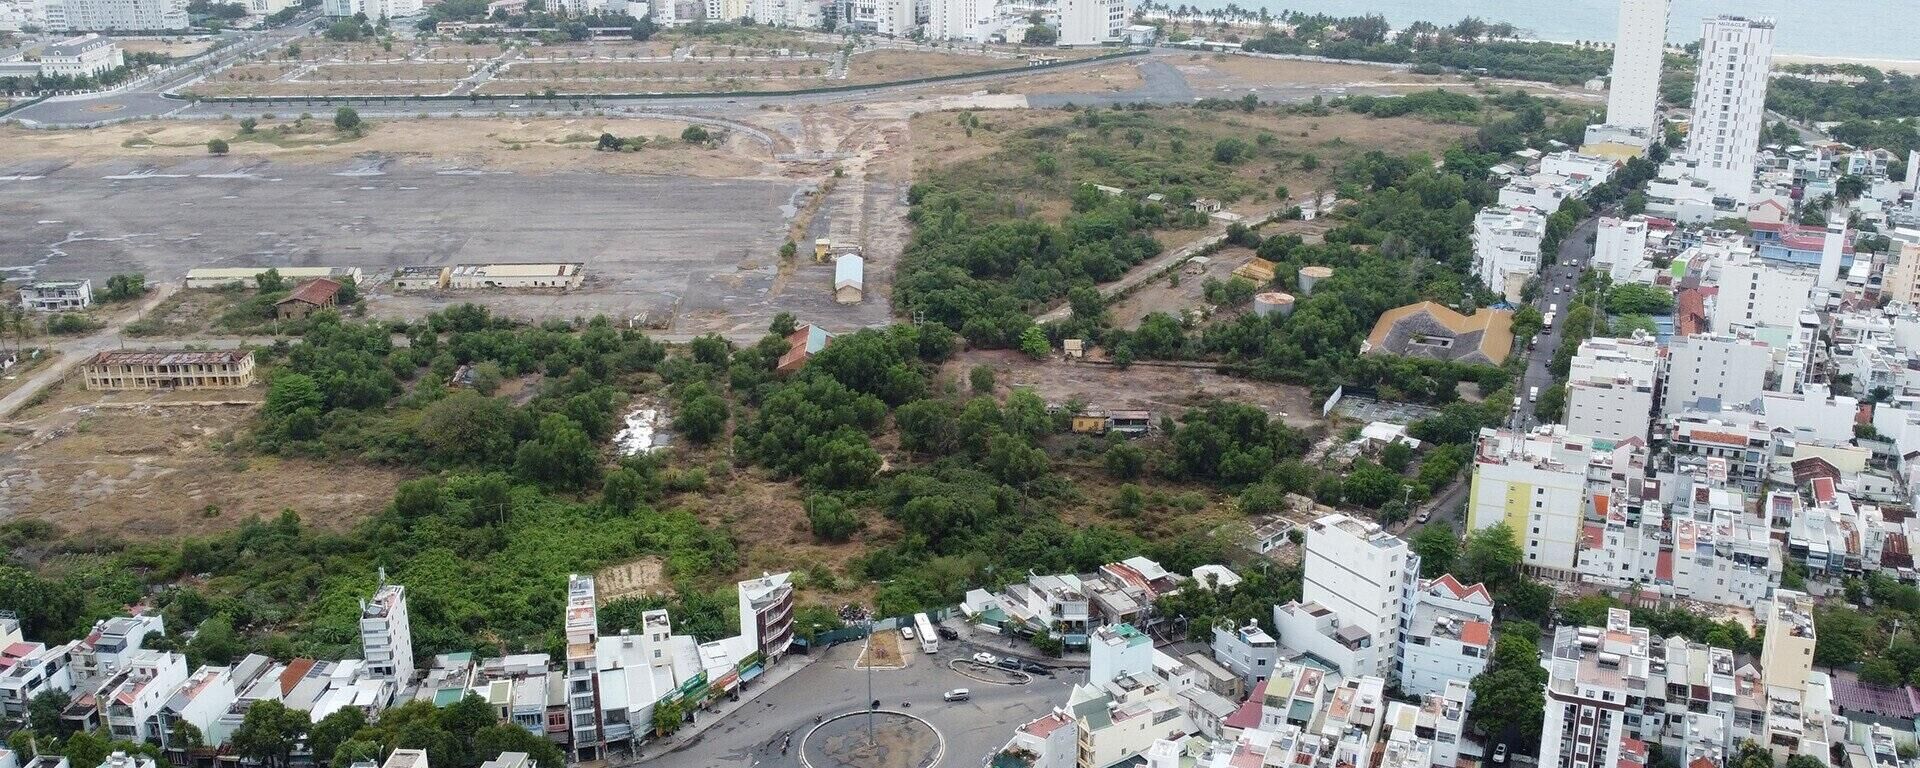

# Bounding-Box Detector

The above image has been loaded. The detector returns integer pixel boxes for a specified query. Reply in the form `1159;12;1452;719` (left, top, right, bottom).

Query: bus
913;613;939;654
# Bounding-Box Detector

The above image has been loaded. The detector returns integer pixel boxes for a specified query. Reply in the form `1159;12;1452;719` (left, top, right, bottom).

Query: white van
943;689;971;702
1528;386;1539;402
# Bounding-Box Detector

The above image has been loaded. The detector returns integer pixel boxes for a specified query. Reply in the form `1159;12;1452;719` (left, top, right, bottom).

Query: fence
791;606;959;652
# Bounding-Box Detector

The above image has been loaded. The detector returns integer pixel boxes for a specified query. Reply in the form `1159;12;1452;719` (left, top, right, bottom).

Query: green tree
1104;441;1145;479
1019;325;1051;359
232;700;311;768
969;364;996;393
103;273;146;301
652;698;686;737
28;689;71;738
263;372;323;442
1459;522;1523;589
207;138;229;155
187;612;242;666
239;117;258;134
306;707;367;768
255;267;286;293
805;494;860;541
681;125;711;145
334;107;361;132
675;383;729;443
1469;627;1546;740
418;390;514;466
1410;525;1457;579
513;414;602;491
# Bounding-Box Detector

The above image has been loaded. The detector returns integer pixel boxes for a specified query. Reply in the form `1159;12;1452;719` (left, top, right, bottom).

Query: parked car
901;627;915;641
972;652;998;666
996;658;1022;671
1021;661;1052;675
1417;511;1431;524
1493;744;1509;764
937;626;959;641
943;689;971;702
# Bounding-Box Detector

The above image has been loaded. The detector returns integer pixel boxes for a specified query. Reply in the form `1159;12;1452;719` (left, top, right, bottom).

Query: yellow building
83;350;256;391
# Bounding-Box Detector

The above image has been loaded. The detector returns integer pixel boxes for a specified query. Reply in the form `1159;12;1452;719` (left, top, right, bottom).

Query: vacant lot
0;384;409;536
517;40;679;59
844;49;1017;84
1106;246;1249;329
0;116;766;175
495;59;824;80
908;107;1472;223
117;37;218;59
948;349;1321;428
308;62;476;81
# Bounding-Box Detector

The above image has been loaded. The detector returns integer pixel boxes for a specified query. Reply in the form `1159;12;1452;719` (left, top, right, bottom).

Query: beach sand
1772;54;1919;74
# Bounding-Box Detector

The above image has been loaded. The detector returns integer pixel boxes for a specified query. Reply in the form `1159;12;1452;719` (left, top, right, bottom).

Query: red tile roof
1224;679;1269;730
1583;524;1605;550
1426;574;1492;603
1656;550;1674;582
279;658;316;695
1459;621;1492;648
1021;712;1071;738
277;278;342;307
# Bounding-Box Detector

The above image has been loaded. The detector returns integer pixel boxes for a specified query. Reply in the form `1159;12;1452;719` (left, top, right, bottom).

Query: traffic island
800;710;943;768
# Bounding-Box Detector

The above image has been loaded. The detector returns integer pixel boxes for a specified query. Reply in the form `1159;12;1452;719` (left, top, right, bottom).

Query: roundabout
799;709;944;768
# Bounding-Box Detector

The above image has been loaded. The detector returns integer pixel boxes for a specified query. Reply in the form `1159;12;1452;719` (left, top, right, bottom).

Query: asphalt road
643;640;1075;768
1517;216;1600;431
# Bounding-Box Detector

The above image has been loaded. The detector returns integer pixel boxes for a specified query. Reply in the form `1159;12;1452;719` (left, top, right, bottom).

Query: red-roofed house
1402;574;1495;696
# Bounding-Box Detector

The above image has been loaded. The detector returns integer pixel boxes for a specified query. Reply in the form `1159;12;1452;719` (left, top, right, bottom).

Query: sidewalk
648;651;822;757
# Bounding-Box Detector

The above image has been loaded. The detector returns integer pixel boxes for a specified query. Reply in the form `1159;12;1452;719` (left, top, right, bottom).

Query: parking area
645;640;1075;768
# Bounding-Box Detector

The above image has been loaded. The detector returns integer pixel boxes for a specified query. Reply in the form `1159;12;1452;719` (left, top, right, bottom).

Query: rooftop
87;350;250;367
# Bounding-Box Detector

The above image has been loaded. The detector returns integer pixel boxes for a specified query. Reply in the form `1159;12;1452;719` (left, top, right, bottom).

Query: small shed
1192;198;1222;214
1093;184;1125;198
1063;339;1085;359
834;253;865;304
1071;413;1109;434
274;278;343;320
1109;410;1152;436
1233;257;1277;283
814;238;832;264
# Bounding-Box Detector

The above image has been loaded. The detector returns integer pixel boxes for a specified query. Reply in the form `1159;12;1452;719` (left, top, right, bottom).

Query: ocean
1174;0;1920;60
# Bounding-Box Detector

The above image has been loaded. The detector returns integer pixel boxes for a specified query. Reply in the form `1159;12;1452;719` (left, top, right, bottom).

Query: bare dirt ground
843;50;1017;84
0;380;409;535
1181;54;1450;89
857;630;908;668
117;38;218;59
949;349;1321;428
1106;246;1247;329
0;116;769;177
595;557;666;603
994;59;1145;94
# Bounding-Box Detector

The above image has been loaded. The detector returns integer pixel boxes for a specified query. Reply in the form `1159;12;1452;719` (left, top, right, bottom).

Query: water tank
1298;265;1332;295
1253;292;1295;318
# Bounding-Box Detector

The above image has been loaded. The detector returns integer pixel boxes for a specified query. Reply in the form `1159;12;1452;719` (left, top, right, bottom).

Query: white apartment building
1057;0;1123;46
1090;623;1154;688
1397;575;1493;698
1466;425;1600;574
873;0;911;35
1645;167;1725;223
1598;0;1668;138
1661;333;1772;414
1594;216;1650;284
1566;334;1661;444
1680;16;1775;202
40;0;185;31
37;35;122;77
100;650;190;743
360;581;415;685
74;614;166;679
1497;176;1575;211
1276;514;1417;680
1208;622;1277;687
1541;152;1618;186
925;0;985;41
1711;250;1817;335
161;666;238;752
321;0;420;18
0;640;80;720
1472;205;1547;301
1758;384;1859;445
1541;609;1646;768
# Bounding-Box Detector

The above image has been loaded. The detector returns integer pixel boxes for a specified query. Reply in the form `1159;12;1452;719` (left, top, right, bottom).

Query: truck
913;613;939;654
1544;311;1556;331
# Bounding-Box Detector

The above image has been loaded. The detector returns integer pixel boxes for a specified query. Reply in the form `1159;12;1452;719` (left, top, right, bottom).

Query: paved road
643;640;1074;768
1517;216;1600;432
15;20;318;126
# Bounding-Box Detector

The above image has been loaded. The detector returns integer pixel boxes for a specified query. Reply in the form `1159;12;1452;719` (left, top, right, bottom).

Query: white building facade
1681;15;1775;201
1566;334;1662;444
1472;205;1547;302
